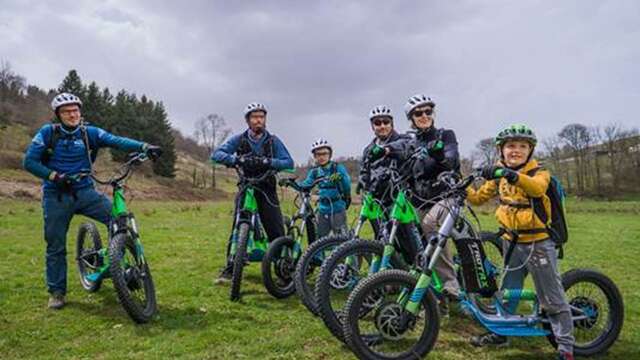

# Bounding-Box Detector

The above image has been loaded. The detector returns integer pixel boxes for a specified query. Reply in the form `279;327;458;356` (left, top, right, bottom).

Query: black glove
259;157;272;168
236;156;247;167
367;144;386;162
426;139;444;159
355;181;364;195
247;156;271;171
481;165;501;180
237;156;264;169
481;166;519;184
52;173;74;191
502;168;519;184
144;144;162;160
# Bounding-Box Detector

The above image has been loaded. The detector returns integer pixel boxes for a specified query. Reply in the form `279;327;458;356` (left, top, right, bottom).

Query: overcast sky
2;1;638;163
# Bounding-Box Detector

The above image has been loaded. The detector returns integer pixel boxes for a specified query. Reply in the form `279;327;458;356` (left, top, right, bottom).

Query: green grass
0;197;638;359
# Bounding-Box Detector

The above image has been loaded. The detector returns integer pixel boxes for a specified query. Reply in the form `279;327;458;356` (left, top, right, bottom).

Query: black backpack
528;167;569;258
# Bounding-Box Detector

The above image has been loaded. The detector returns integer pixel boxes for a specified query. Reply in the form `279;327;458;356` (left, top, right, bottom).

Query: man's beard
250;125;265;135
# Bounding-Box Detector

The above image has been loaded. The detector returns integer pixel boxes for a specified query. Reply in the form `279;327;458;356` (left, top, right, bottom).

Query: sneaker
47;292;65;310
214;264;233;285
557;351;574;360
470;332;508;347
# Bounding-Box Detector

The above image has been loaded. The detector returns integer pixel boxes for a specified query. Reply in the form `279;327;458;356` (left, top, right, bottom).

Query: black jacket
386;127;461;204
358;130;412;205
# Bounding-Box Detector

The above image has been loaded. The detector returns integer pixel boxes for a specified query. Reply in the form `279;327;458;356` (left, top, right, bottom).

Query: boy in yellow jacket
466;124;574;360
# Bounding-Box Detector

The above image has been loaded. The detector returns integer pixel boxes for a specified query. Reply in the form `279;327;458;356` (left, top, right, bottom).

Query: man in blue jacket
297;138;351;239
212;102;294;282
23;92;160;309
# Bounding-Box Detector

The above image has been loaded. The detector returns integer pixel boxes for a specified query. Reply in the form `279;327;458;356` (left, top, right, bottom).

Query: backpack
41;123;97;165
528;167;569;258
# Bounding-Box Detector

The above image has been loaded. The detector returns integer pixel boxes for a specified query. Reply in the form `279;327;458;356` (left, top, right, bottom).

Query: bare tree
558;123;592;194
542;136;571;191
474;137;498;167
194;113;231;189
591;126;604;194
0;61;26;101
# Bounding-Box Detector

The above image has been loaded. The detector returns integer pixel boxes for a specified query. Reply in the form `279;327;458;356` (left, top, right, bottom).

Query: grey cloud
1;0;638;162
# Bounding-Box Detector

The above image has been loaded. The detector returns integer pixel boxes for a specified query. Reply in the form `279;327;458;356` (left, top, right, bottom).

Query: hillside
0;124;237;201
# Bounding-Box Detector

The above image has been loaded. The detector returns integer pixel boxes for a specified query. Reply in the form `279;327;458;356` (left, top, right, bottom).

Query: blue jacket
211;130;294;170
298;162;351;215
23;123;145;192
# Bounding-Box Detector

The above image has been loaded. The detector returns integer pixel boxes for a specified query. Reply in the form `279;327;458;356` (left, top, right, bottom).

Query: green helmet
495;124;537;147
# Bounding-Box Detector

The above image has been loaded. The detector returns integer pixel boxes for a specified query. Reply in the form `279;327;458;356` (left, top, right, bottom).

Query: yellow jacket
466;159;552;243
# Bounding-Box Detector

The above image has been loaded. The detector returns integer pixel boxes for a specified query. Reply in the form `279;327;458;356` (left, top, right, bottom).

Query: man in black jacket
358;105;408;205
359;105;422;264
371;95;462;302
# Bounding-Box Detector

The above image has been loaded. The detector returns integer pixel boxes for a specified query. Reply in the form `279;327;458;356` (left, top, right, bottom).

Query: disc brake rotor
330;263;357;290
374;301;414;340
275;257;295;281
125;267;142;291
570;296;600;330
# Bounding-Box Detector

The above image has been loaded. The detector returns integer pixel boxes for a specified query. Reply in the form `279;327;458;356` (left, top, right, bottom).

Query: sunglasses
372;118;392;126
314;151;331;156
412;108;433;118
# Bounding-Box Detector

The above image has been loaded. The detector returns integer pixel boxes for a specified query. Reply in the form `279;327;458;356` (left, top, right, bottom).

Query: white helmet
404;94;435;119
51;92;82;112
310;138;332;154
244;102;267;118
369;105;393;121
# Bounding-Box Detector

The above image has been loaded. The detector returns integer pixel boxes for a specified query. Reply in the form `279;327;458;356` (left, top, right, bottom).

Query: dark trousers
253;184;285;241
225;183;285;263
43;187;111;295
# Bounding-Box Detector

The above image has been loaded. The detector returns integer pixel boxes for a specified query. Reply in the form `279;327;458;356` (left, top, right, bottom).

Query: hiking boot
48;292;65;310
470;332;508;347
557;351;574;360
214;264;233;285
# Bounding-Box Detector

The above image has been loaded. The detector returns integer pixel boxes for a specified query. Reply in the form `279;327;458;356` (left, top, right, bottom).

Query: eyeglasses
412;108;433;118
59;109;80;116
314;151;331;157
372;118;392;126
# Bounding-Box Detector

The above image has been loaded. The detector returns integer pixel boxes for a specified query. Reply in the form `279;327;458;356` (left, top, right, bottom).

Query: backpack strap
42;123;62;164
524;166;550;224
525;166;542;177
263;134;274;158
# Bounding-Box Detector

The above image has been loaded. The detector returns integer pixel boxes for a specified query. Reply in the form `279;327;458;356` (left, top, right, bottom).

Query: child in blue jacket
298;138;351;239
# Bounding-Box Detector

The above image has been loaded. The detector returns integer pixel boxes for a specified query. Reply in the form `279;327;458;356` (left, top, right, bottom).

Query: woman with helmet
370;95;463;308
466;124;575;360
23;92;161;309
297;138;352;239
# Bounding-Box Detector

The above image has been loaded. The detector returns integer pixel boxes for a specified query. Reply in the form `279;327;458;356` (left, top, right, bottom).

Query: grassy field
0;196;638;359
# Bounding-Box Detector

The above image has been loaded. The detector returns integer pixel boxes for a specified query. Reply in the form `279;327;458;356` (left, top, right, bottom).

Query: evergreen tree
149;101;176;177
109;90;139;162
82;82;108;127
57;70;85;98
